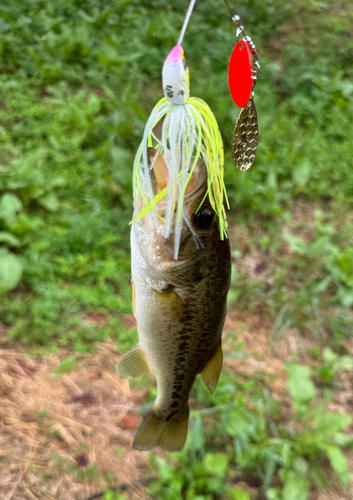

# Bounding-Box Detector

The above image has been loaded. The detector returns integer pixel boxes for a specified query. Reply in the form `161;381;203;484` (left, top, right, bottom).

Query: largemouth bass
117;152;231;452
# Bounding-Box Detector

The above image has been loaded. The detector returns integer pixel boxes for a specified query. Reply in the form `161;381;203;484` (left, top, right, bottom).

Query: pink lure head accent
162;45;190;105
166;44;183;63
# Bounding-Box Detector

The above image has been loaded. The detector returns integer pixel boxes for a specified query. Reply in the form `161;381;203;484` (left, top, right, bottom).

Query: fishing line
223;0;234;17
177;0;198;46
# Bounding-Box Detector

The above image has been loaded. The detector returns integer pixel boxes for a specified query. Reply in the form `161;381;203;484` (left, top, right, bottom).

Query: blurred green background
1;1;353;499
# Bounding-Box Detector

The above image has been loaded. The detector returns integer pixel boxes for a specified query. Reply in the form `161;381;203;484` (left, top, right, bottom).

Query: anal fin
200;343;223;393
116;345;150;379
153;288;187;320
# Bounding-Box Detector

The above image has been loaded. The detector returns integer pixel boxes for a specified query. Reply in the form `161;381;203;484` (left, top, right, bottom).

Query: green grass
1;1;353;498
1;0;352;348
149;366;353;500
227;205;353;344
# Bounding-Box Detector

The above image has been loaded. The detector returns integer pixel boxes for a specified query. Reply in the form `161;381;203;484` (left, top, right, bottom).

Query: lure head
162;45;190;105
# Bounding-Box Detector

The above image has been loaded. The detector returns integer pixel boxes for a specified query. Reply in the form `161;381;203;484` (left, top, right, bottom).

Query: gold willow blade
231;97;258;172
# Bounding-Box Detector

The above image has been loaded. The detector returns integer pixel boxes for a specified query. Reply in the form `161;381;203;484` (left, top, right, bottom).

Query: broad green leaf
282;471;310;500
308;236;331;258
0;252;23;292
323;444;350;487
206;476;224;493
335;247;353;274
340;292;353;308
334;433;353;448
292;160;311;190
87;93;101;115
0;193;23;226
39;193;59;212
282;233;307;255
0;231;20;247
315;412;351;434
285;364;316;411
266;488;282;500
322;348;336;363
310;465;327;489
226;486;251;500
224;409;251;437
153;456;175;482
204;453;229;476
158;487;181;500
103;492;124;500
338;356;353;370
293;457;308;475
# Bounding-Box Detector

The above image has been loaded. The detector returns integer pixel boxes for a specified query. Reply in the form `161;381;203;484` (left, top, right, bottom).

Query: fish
116;151;231;452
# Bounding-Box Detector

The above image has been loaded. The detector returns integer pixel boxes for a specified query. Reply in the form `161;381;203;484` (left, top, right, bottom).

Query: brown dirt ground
1;312;353;500
0;324;149;500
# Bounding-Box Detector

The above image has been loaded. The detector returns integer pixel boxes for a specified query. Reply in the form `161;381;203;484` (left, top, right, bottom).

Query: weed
103;491;125;500
150;366;352;499
55;356;76;374
314;348;353;384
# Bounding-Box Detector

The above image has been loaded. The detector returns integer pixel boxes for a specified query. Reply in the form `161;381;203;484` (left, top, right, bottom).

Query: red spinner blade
228;40;252;108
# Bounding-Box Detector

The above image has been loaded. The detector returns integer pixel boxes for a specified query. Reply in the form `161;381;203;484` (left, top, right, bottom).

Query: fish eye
193;208;213;230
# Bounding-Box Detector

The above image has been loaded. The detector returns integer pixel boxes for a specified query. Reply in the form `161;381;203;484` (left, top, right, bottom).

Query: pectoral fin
116;345;150;379
153;288;187;320
200;343;223;393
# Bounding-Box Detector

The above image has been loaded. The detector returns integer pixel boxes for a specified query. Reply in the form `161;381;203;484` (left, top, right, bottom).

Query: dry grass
0;326;149;500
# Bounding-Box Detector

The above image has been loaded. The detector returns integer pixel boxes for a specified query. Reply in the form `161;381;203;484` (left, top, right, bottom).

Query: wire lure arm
231;15;260;89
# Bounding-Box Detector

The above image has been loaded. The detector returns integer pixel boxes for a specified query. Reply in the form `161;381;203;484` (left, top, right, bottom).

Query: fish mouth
148;152;207;219
140;148;209;263
151;180;208;263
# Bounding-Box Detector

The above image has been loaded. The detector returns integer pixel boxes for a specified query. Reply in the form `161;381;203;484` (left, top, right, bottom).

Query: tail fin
133;407;189;452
